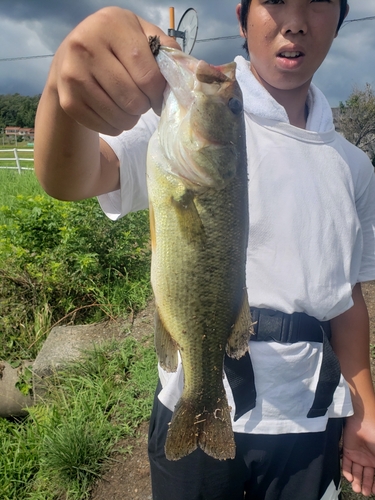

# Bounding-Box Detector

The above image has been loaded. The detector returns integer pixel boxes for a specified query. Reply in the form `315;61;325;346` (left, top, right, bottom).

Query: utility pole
167;7;198;54
170;7;175;33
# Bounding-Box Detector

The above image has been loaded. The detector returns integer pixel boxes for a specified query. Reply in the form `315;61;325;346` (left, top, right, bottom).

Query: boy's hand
49;7;180;135
342;414;375;496
331;284;375;497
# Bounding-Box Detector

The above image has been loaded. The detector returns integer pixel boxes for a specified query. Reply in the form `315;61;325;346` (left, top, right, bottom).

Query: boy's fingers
342;451;375;496
342;455;353;483
116;14;180;115
361;466;375;496
351;463;365;494
79;9;168;117
62;78;141;136
54;7;181;132
55;43;141;134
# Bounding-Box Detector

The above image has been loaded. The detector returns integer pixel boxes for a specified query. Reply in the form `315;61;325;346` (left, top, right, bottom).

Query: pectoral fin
171;188;206;245
154;308;178;372
226;290;253;359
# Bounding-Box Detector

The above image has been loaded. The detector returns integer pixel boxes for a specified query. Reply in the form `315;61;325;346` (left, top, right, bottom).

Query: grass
0;417;41;499
0;337;158;500
0;142;34;173
0;174;151;363
0;167;154;498
342;479;375;499
0;169;43;225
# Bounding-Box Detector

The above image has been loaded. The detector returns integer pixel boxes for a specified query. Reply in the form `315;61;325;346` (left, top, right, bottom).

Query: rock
0;361;34;417
32;321;131;401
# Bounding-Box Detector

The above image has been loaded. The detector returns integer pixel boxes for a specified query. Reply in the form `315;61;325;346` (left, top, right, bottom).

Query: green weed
0;337;157;500
0;170;42;224
0;170;155;498
0;416;42;499
0;193;151;361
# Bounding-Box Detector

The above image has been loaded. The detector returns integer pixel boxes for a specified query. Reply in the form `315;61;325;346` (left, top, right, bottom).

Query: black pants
148;383;343;500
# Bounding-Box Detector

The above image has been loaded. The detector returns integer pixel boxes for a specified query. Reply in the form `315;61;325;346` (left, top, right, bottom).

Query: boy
34;1;375;498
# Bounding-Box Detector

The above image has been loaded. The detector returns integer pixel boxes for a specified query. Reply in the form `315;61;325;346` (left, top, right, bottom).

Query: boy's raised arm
34;7;179;201
331;283;375;497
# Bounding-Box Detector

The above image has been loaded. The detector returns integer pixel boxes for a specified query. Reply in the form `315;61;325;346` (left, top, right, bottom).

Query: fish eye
228;98;243;115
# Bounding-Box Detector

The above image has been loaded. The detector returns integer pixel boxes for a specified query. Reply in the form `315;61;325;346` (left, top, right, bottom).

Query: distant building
5;127;35;140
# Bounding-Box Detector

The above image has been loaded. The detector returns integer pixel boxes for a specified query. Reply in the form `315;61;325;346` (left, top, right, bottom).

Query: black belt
249;308;331;342
224;308;341;421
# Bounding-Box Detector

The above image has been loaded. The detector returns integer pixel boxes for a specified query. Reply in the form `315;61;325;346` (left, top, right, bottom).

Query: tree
336;84;375;166
0;94;40;129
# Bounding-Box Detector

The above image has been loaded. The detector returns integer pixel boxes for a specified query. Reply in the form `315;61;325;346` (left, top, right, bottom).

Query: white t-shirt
99;56;375;434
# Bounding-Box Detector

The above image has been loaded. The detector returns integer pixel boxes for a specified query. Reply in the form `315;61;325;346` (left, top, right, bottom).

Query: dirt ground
89;281;375;500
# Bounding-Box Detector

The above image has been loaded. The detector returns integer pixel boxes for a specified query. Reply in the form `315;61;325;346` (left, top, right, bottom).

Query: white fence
0;148;34;174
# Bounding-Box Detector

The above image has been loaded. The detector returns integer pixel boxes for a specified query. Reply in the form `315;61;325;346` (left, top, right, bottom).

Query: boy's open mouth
278;51;303;59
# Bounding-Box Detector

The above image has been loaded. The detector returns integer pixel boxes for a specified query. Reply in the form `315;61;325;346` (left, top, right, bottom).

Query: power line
343;15;375;25
0;15;374;61
0;54;54;62
196;35;241;43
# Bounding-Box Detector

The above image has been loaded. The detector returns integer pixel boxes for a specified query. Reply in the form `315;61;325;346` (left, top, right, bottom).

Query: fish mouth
156;47;237;105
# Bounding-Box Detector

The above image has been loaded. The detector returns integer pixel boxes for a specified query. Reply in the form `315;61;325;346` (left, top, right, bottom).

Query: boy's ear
236;3;246;38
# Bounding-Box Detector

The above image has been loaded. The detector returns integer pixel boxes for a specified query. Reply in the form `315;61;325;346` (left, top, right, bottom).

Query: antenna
168;8;198;54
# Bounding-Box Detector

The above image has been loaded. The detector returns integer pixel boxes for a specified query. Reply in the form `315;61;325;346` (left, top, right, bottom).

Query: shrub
0;195;151;361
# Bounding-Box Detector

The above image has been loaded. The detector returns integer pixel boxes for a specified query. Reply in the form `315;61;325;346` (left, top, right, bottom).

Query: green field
0;144;39;209
0;167;39;191
0;169;43;225
0;143;34;173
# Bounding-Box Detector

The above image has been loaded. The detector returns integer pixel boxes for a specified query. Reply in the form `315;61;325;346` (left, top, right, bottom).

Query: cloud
0;17;51;96
0;0;373;108
315;17;375;106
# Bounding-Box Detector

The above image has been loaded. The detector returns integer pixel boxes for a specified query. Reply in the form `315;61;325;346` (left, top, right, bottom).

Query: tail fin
165;396;235;461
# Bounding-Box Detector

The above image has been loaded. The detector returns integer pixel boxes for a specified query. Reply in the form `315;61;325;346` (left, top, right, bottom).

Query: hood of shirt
234;56;334;134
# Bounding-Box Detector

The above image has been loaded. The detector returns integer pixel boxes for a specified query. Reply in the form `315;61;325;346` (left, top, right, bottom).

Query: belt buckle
259;309;289;342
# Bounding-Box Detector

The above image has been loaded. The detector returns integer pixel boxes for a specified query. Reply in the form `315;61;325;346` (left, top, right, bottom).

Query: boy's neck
251;67;311;129
268;85;310;129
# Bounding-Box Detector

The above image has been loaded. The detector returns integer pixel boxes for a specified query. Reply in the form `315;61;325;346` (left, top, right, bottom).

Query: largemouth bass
147;46;251;461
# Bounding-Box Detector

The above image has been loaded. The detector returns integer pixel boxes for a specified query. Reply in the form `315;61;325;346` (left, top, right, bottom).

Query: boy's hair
239;0;348;35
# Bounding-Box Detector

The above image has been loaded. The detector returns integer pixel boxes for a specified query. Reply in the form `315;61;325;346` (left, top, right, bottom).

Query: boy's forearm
330;283;375;419
34;81;114;201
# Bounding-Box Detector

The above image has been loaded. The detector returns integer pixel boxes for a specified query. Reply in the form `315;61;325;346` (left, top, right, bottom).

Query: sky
0;1;374;107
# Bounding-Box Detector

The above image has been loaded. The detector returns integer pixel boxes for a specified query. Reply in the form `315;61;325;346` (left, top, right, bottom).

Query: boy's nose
281;6;308;35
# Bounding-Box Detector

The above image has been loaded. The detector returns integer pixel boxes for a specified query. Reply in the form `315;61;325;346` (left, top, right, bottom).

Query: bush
0;195;151;361
337;83;375;165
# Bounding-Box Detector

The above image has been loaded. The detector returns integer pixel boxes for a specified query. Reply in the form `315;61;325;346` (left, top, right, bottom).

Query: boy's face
236;0;346;95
